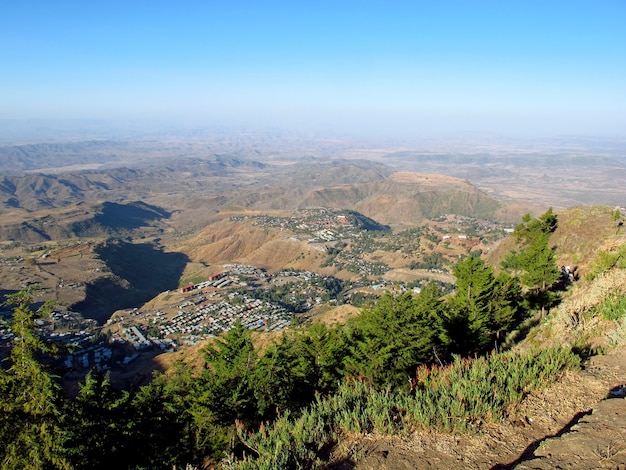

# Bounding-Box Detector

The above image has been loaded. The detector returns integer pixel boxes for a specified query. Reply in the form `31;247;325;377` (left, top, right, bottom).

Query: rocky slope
339;345;626;469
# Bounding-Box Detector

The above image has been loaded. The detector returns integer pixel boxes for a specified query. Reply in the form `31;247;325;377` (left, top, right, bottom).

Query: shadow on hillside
504;313;543;346
490;409;592;469
69;201;170;237
72;240;188;324
93;201;170;230
0;289;52;317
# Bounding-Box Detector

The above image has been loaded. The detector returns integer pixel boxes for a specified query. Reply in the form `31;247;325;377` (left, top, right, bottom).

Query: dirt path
329;346;626;470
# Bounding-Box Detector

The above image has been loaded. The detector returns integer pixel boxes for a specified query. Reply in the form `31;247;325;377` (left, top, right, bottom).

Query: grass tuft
228;347;579;469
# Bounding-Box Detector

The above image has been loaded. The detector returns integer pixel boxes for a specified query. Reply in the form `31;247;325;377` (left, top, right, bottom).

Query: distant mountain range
2;136;624;211
0;155;519;243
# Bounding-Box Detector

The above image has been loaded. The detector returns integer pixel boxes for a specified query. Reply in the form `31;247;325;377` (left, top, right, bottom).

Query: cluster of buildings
154;295;292;339
3;209;511;375
328;249;390;277
180;272;231;293
179;265;266;294
434;213;509;230
123;326;151;349
233;210;396;275
64;345;113;370
237;208;368;244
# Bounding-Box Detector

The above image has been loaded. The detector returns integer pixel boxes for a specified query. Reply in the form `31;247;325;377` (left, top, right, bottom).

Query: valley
0;200;510;387
1;132;626;468
0;135;624;380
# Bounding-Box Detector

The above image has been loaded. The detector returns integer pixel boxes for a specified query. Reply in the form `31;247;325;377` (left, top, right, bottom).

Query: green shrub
595;294;626;321
229;347;579;469
608;317;626;347
587;244;626;281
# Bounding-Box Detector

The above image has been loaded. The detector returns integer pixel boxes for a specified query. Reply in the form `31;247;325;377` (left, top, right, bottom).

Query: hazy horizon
1;1;625;140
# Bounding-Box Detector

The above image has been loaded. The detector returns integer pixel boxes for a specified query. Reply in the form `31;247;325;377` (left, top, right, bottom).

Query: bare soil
328;346;626;470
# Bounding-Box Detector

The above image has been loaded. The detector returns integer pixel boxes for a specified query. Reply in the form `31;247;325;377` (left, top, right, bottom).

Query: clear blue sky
1;1;624;137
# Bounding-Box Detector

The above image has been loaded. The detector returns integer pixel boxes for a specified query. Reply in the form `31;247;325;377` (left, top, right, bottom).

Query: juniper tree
343;290;439;385
63;371;132;469
518;232;560;315
253;334;317;419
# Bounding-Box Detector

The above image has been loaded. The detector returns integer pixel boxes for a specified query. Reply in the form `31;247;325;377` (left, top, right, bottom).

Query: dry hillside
331;206;626;470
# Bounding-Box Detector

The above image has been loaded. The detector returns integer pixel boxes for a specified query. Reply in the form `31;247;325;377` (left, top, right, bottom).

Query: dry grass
553;206;618;271
309;304;361;326
556;268;626;329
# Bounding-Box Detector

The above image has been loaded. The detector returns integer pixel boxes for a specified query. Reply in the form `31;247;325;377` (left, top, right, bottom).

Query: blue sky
1;1;624;137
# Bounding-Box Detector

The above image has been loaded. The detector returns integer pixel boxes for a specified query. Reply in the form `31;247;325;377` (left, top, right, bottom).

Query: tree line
0;210;563;469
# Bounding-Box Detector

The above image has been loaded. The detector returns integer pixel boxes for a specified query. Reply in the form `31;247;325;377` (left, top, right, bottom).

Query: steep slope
179;219;284;264
356;172;506;224
342;344;626;470
341;206;626;469
487;205;622;276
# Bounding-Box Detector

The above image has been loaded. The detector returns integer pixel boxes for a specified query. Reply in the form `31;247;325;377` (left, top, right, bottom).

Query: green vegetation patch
586;243;626;281
233;347;579;469
594;293;626;321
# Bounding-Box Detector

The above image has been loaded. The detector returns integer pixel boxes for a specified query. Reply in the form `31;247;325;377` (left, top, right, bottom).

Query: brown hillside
552;205;622;273
239;237;327;271
298;172;519;226
178;219;281;264
174;217;346;275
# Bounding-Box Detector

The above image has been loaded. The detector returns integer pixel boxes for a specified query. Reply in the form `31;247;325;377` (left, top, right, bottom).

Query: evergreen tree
439;255;495;354
63;370;132;469
513;208;557;244
300;323;347;393
503;209;561;316
344;290;439;385
518;233;561;315
488;272;523;344
451;255;495;313
127;366;209;469
253;334;316;419
198;321;258;425
0;291;70;470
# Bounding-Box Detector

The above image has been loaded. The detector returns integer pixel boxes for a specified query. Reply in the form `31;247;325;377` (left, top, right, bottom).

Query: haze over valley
2;1;626;469
1;128;624;371
2;126;626;469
